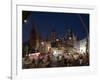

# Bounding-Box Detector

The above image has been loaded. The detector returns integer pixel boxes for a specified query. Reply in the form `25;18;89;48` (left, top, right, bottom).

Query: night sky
22;11;89;43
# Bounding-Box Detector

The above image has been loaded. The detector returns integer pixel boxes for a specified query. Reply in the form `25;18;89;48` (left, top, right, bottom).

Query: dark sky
22;11;89;42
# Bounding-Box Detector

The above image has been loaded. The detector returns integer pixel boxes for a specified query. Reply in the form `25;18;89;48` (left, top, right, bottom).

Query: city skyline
22;11;89;43
22;11;89;69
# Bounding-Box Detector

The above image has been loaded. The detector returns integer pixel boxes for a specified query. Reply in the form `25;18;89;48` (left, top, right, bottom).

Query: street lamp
24;19;27;23
69;37;72;40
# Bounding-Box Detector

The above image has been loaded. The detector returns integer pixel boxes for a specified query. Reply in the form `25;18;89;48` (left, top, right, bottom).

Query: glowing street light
69;37;72;40
41;42;44;45
56;38;59;42
24;19;27;23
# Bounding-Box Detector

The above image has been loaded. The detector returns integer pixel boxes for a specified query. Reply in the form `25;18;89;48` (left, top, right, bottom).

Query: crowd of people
22;50;89;69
